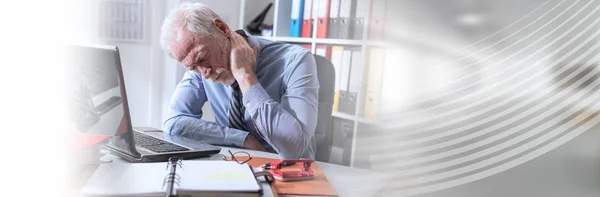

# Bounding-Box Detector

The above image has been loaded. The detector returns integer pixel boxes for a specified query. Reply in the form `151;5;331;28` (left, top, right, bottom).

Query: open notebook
82;159;261;197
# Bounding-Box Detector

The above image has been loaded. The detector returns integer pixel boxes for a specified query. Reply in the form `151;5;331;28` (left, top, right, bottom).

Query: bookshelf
236;0;389;167
259;36;394;47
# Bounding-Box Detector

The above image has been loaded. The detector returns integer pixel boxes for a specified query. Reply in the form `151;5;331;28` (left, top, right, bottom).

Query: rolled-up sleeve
243;53;319;159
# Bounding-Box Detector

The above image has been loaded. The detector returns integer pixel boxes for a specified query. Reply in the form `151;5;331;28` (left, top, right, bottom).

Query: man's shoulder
254;38;316;79
257;38;312;61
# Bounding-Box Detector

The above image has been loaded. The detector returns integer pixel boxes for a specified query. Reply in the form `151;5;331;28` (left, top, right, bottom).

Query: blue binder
290;0;304;37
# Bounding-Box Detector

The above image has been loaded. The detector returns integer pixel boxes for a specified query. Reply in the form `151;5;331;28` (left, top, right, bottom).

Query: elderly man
160;2;319;159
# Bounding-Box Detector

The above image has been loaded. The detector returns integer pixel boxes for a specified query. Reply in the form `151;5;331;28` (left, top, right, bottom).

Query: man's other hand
243;135;266;151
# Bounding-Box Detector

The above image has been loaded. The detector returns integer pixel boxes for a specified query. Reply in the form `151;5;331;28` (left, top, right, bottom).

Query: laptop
67;45;221;163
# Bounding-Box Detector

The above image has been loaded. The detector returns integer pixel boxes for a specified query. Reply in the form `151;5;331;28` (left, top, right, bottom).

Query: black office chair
313;54;335;162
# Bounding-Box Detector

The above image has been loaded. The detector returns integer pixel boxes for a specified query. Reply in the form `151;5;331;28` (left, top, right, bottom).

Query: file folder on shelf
315;45;331;59
368;0;386;40
301;0;313;38
363;48;385;120
338;49;353;114
290;0;304;37
347;49;363;115
316;0;331;38
338;0;357;39
330;46;344;112
327;0;341;38
352;0;369;40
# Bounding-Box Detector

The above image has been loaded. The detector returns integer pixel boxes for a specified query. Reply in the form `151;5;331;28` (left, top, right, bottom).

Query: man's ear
213;18;231;37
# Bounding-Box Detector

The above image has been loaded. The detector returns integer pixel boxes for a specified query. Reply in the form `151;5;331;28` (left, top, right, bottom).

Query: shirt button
246;102;251;107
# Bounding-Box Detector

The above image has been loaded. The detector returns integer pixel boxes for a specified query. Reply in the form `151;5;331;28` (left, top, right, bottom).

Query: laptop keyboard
133;132;190;153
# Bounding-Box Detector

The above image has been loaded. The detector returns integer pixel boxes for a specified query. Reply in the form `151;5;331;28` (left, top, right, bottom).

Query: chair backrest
313;54;335;162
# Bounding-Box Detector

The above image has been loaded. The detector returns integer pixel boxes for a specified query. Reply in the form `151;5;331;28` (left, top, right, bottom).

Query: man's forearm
164;116;249;147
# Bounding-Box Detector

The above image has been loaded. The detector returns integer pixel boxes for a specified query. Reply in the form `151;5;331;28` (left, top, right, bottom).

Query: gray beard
208;70;236;86
221;77;236;86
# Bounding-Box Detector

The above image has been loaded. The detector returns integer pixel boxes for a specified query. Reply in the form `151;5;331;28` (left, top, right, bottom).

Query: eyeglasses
211;150;252;164
210;150;274;184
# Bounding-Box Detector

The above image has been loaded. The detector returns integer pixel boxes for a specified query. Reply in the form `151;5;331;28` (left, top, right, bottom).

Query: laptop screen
66;45;141;158
66;45;131;137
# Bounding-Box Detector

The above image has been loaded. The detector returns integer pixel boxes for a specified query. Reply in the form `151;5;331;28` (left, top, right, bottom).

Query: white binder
339;49;353;114
347;50;363;114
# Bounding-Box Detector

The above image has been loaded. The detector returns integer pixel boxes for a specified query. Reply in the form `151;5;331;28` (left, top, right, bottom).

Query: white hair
160;2;221;55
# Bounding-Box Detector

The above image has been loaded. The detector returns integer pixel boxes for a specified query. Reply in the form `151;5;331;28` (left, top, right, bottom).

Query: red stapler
260;159;315;182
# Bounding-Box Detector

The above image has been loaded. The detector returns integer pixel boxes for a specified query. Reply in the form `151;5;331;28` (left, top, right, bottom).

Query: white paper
177;161;260;192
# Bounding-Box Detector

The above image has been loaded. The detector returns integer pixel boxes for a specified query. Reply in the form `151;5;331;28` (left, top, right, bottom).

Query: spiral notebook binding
162;174;181;188
163;157;183;197
166;157;183;170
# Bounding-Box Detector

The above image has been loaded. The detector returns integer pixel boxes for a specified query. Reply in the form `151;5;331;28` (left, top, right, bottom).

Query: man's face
171;28;235;85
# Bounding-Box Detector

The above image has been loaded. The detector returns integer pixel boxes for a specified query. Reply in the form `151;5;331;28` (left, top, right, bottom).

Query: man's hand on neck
229;30;259;93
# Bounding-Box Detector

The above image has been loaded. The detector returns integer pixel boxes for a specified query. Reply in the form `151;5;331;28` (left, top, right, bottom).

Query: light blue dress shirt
164;34;319;159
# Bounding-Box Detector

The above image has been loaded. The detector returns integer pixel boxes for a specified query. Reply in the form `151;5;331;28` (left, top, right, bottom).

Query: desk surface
74;146;389;197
